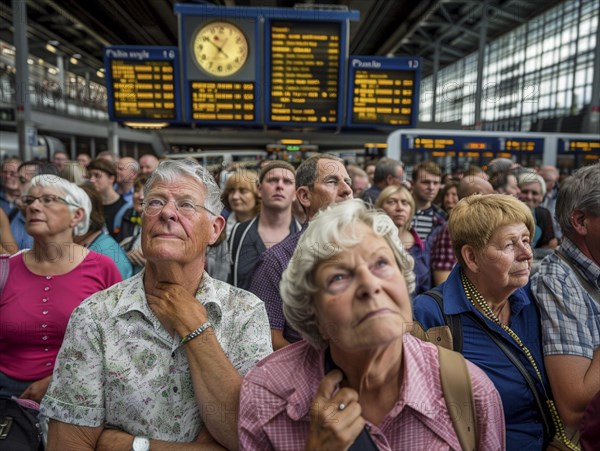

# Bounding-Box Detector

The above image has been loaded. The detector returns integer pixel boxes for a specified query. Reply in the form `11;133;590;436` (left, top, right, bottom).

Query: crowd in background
0;149;598;450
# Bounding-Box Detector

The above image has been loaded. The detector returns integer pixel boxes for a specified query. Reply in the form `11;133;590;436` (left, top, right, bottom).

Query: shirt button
42;336;48;340
44;286;50;292
42;310;49;315
173;386;178;393
46;276;52;280
42;324;48;328
46;362;52;366
42;298;48;303
44;348;49;352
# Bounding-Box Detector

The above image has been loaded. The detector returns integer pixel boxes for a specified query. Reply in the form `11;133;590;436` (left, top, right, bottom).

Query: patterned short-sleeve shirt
41;271;272;441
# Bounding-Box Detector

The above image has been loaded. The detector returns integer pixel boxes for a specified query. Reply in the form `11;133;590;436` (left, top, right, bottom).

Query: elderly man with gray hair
42;159;272;451
531;163;600;437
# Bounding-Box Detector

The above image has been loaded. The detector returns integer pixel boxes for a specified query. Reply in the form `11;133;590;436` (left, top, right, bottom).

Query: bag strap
424;289;464;353
438;345;478;451
465;312;555;441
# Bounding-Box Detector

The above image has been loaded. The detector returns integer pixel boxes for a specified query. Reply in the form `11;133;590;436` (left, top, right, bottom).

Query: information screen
189;81;256;122
267;20;342;126
104;46;181;122
346;57;420;128
503;138;543;153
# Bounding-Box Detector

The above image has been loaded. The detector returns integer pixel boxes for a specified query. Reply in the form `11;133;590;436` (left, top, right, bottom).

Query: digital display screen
568;140;600;152
104;47;181;122
413;137;456;149
346;57;420;128
267;20;341;126
190;81;256;121
504;138;543;153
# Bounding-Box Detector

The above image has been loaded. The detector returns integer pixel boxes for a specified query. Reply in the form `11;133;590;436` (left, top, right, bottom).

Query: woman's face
133;185;144;214
443;187;459;212
474;222;533;293
382;191;412;229
228;182;256;215
313;224;412;352
518;182;543;208
24;186;79;238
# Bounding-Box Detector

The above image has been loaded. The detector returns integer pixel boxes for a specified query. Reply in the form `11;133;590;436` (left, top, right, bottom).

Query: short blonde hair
375;185;415;231
449;194;535;266
281;199;415;350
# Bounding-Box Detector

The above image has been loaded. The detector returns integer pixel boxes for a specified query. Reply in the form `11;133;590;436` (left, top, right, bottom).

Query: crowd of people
0;149;597;450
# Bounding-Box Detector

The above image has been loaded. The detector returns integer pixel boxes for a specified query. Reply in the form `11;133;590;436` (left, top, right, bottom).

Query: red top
0;250;121;381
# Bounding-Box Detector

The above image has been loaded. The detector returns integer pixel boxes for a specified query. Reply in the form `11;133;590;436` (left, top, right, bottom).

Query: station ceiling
2;0;562;85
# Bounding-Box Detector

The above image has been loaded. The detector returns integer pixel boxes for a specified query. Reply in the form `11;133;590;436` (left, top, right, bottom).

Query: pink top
0;251;121;380
240;335;506;451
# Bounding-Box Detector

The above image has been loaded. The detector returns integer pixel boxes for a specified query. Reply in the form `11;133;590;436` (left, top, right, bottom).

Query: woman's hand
19;375;52;402
305;370;365;451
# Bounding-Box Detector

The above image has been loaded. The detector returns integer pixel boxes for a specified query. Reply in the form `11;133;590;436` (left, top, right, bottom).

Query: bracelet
180;322;213;346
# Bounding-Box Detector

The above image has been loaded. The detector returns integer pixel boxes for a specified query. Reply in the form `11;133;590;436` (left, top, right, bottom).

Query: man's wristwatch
132;436;150;451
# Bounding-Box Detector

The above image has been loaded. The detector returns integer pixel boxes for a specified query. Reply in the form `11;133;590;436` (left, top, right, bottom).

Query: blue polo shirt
413;264;548;451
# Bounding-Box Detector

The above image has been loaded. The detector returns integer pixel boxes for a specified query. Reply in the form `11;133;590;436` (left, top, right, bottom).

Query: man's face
386;165;404;186
1;161;19;192
139;155;159;175
52;152;69;170
77;154;91;168
302;160;353;216
117;157;139;184
16;164;38;209
258;168;296;211
88;169;115;195
365;164;375;183
141;178;222;265
412;170;441;205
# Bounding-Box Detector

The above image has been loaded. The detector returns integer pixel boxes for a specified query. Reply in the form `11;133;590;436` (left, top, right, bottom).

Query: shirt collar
560;237;600;288
110;270;223;328
441;265;531;316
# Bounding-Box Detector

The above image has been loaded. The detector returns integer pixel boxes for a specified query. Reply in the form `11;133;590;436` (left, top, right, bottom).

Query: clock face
192;21;249;77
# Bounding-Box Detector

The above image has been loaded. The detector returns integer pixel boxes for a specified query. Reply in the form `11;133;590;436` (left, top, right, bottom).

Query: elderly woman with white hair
0;175;121;402
239;199;504;450
518;171;558;250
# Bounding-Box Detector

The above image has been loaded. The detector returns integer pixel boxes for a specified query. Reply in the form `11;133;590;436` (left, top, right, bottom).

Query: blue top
413;264;549;451
9;210;33;250
407;227;431;296
88;232;133;280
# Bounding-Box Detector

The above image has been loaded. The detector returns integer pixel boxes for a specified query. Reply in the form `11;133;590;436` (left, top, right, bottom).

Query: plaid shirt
431;223;456;271
248;230;304;343
239;335;505;451
532;237;600;359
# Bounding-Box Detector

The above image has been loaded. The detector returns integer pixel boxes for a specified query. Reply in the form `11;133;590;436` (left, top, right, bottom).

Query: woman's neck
235;211;255;223
399;228;415;250
331;340;403;422
462;270;511;325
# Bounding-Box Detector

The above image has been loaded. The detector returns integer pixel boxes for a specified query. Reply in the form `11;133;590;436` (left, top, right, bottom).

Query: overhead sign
346;56;421;128
266;20;343;127
103;46;181;122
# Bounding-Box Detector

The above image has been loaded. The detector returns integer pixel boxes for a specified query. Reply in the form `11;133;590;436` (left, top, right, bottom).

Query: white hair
29;174;91;236
281;199;415;349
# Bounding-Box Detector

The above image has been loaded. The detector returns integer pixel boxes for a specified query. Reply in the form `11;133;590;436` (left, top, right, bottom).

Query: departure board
346;57;421;128
503;138;543;153
104;46;181;122
266;20;343;127
189;81;256;121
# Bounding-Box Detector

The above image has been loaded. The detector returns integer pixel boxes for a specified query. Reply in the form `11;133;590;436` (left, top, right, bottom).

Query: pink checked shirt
239;334;505;451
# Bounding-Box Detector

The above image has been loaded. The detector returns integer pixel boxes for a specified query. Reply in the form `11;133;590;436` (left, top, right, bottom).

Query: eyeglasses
142;197;215;218
520;189;541;196
21;194;78;207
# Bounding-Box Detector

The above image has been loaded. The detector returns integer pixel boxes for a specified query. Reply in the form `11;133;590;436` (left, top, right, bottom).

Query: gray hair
296;154;343;189
29;174;91;236
518;171;546;198
281;199;415;350
144;159;223;215
374;158;403;184
556;163;600;236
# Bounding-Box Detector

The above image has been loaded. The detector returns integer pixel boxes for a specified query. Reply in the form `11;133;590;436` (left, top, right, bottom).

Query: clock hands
206;37;229;58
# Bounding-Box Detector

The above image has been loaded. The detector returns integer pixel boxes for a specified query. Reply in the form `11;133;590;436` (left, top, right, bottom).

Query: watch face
132;436;150;451
192;21;249;77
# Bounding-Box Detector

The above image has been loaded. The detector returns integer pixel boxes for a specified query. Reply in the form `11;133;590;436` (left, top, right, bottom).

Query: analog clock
192;21;249;77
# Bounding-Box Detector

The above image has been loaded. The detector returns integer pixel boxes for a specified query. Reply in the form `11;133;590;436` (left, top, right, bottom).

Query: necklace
460;270;580;450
